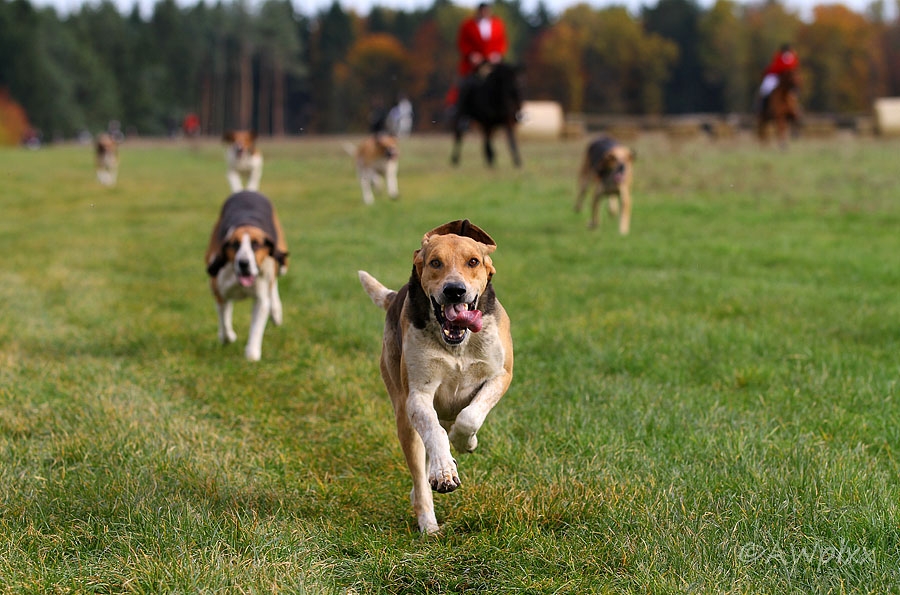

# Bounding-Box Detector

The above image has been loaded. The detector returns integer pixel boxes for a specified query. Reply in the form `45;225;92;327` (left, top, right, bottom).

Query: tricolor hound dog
352;133;399;205
205;191;289;361
223;130;263;193
359;219;514;534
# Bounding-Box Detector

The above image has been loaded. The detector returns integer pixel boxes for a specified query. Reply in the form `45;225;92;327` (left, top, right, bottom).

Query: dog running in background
346;133;400;205
223;130;263;193
205;191;289;361
359;219;513;534
95;133;118;187
575;136;636;234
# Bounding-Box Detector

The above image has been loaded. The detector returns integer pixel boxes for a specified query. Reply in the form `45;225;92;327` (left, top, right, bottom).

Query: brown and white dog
351;133;399;205
575;136;636;234
223;130;263;193
95;133;118;187
205;191;289;361
359;219;513;534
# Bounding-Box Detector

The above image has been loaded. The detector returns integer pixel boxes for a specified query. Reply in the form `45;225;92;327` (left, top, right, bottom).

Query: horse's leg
757;113;768;143
775;115;788;149
451;123;463;166
505;124;521;168
483;127;495;167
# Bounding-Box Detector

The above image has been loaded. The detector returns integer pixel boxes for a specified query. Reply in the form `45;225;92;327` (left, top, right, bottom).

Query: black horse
450;62;523;168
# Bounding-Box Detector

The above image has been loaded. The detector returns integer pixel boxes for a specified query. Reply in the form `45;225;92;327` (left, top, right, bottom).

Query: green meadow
1;132;898;593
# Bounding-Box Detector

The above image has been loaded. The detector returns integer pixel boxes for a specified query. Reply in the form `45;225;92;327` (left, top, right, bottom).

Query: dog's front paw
245;345;261;361
429;456;460;493
219;328;238;344
448;426;478;453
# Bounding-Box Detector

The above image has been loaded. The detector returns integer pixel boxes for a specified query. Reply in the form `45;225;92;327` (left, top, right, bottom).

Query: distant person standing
445;3;508;108
387;95;414;137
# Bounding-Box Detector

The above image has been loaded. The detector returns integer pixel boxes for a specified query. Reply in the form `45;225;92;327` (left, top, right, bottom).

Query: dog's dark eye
429;259;442;269
250;241;262;250
468;258;480;267
228;241;241;251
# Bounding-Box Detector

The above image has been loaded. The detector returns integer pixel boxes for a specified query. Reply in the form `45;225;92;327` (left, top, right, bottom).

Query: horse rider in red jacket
758;43;799;108
445;3;508;107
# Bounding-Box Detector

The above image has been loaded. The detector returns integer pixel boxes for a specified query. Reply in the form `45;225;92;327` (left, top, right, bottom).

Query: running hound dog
223;130;263;193
205;191;289;361
359;219;514;533
575;136;636;234
95;133;118;187
351;133;399;205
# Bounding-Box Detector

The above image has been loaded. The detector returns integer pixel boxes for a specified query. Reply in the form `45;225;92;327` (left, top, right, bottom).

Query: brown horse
757;69;801;146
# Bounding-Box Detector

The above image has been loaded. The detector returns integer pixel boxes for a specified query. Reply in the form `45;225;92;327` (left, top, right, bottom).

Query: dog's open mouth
238;274;256;288
432;297;483;344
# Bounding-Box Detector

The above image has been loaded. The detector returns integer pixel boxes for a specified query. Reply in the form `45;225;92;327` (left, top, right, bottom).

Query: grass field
1;131;899;593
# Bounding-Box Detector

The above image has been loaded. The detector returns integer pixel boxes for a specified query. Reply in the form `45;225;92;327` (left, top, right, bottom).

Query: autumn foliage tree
526;4;677;115
335;33;413;130
799;5;886;112
0;89;31;146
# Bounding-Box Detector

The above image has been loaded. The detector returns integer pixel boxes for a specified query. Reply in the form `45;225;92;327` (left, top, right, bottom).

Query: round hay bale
518;101;564;140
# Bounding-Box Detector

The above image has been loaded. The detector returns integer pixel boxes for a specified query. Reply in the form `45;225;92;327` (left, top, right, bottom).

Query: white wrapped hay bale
874;98;900;136
518;101;564;140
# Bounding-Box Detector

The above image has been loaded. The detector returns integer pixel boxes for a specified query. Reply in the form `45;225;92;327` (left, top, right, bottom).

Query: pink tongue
444;304;483;332
239;275;255;288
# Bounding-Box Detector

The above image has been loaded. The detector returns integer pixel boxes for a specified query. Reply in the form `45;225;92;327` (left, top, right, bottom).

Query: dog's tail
358;270;396;311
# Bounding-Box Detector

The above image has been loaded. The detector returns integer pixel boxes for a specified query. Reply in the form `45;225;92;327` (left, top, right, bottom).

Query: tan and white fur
359;219;513;534
205;191;288;361
352;133;399;205
575;136;636;234
223;130;263;193
95;133;118;187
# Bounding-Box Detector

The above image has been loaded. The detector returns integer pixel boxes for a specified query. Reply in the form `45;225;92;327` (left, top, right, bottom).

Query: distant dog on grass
95;133;118;187
359;219;513;534
223;130;263;193
345;133;399;205
575;136;636;234
205;191;288;361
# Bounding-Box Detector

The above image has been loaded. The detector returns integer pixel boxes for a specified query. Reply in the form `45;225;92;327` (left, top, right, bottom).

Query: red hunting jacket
764;50;799;76
457;16;508;76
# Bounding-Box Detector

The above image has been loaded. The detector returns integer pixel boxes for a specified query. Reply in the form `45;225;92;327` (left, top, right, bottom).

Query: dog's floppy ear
424;219;496;249
263;236;289;267
413;246;426;278
208;226;236;276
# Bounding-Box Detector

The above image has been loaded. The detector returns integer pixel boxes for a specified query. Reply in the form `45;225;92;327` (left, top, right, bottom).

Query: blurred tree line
1;0;899;140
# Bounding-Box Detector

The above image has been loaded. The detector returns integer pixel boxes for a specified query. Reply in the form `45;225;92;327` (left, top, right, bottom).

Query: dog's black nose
237;258;251;273
442;282;467;302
